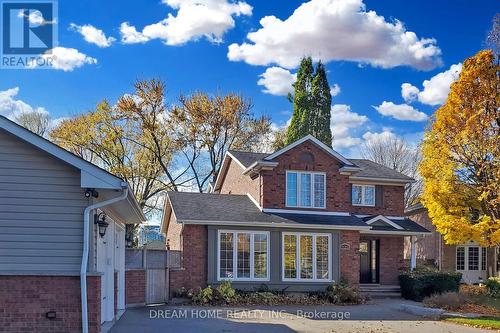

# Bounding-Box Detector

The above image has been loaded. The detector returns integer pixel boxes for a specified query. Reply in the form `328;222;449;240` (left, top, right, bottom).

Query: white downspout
81;183;129;333
410;236;417;271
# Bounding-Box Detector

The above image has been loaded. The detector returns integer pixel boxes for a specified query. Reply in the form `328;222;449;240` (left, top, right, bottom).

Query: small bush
423;291;470;310
192;286;213;304
215;281;237;304
460;284;487;296
485;277;500;298
399;270;462;301
324;282;364;304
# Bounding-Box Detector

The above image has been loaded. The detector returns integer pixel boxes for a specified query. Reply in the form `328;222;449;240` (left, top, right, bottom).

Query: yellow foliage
420;50;500;246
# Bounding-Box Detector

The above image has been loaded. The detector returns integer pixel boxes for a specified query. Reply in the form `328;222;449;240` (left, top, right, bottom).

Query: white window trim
286;170;326;209
352;184;376;207
281;232;332;282
217;230;270;282
456;246;487;272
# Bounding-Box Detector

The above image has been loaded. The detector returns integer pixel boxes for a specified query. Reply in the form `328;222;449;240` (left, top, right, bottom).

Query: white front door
96;219;115;323
456;245;487;284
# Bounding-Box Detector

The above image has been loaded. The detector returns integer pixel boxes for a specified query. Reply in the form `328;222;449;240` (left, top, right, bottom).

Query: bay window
282;232;331;281
218;231;269;281
286;171;326;208
352;184;375;206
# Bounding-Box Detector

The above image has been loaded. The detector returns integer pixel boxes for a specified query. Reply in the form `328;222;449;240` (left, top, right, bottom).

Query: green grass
446;317;500;330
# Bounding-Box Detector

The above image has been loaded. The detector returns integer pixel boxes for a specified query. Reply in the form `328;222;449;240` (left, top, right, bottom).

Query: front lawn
445;317;500;330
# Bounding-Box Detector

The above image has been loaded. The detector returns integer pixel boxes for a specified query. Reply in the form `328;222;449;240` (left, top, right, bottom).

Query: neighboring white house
0;115;145;333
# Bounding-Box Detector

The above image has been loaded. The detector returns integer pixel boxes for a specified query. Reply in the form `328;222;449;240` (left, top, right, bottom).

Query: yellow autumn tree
420;50;500;246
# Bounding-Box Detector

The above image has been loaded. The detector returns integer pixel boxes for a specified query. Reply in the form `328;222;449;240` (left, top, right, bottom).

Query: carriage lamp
94;212;109;238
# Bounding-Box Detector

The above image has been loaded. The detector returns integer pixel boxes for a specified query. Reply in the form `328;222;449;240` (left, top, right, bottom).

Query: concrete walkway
111;299;492;333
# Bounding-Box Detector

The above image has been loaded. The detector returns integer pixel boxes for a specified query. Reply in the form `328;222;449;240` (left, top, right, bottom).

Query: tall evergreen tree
285;57;333;147
312;61;333;146
285;57;314;144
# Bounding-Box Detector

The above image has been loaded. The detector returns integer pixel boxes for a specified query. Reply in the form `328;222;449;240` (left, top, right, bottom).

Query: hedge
399;270;462;301
486;277;500;298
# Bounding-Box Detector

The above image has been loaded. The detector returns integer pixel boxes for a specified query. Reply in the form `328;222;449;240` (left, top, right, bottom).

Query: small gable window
352;184;375;206
286;171;325;209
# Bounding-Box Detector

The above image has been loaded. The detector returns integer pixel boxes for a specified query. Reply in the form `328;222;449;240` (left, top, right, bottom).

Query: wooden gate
126;248;181;304
146;269;168;304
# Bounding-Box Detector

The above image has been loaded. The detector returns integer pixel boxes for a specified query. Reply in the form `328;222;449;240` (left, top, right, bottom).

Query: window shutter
375;185;384;207
349;183;353;204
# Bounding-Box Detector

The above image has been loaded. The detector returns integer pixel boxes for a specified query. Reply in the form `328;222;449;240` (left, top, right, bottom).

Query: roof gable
0;115;123;189
264;135;354;166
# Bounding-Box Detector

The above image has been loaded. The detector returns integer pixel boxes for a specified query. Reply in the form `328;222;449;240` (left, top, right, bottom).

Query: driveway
110;299;491;333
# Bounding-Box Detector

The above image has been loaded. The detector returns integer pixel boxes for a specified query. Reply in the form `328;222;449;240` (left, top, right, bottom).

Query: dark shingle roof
228;150;269;168
168;192;430;233
226;150;413;182
348;159;414;181
168;192;368;228
360;215;430;233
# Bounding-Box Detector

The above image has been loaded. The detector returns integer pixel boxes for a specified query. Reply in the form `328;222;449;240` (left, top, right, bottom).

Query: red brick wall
166;212;182;251
340;231;360;285
125;270;146;305
170;225;208;292
0;275;100;333
219;159;261;204
260;141;405;215
379;236;405;284
404;209;441;263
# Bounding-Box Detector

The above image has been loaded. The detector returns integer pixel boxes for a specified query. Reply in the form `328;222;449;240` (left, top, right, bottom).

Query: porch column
410;236;417;271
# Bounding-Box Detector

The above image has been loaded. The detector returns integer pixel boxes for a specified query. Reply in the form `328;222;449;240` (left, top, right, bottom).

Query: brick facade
125;269;146;305
340;231;360;285
219;159;261;204
170;224;208;292
379;237;405;284
260;141;405;215
0;275;100;333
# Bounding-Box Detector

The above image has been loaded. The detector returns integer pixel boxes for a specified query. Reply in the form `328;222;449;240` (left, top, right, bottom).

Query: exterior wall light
94;212;109;238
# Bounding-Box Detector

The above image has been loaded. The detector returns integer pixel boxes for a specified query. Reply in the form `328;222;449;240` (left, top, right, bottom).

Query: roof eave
177;219;372;230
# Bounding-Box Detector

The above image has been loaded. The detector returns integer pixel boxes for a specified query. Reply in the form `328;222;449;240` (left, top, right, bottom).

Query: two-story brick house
161;135;430;292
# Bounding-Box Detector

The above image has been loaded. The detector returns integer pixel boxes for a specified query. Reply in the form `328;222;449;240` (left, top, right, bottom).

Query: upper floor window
286;171;325;208
352;184;375;206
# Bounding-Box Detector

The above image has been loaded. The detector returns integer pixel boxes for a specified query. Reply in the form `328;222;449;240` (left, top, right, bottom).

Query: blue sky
1;0;497;156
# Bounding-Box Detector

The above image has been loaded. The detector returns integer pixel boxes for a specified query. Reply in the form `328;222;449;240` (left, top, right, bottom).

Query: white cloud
228;0;442;70
373;101;428;121
330;84;341;97
120;0;252;46
402;63;462;106
18;9;56;25
257;67;296;96
401;83;419;103
362;129;397;144
70;23;116;47
331;104;368;149
120;23;150;44
0;87;48;119
31;47;97;71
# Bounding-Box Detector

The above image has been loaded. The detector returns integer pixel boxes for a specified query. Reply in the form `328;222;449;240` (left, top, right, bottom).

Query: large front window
352;184;375;206
286;171;325;208
218;231;269;281
282;233;331;281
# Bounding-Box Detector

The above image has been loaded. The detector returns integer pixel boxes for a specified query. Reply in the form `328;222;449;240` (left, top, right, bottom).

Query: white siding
0;129;89;273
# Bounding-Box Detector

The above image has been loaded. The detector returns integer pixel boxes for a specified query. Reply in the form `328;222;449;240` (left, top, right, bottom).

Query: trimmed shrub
486;277;500;298
399;270;462;301
324;282;364;304
192;286;213;304
215;281;237;304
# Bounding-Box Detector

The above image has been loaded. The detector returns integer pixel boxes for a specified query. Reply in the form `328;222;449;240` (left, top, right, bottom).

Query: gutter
80;182;129;333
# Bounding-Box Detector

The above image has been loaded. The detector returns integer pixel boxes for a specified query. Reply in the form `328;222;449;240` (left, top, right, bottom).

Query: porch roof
163;192;431;234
